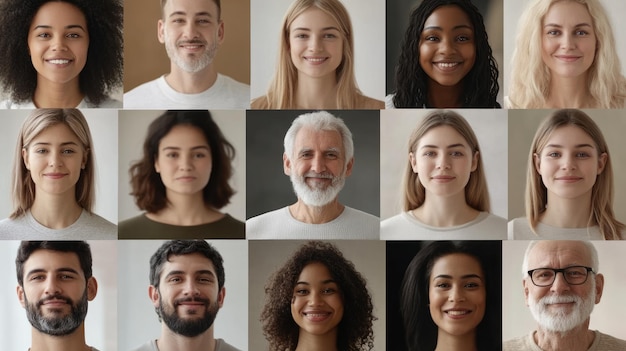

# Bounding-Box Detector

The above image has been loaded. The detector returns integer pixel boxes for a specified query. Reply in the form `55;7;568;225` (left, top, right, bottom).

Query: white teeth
305;57;326;62
304;313;329;317
183;45;201;49
447;310;469;316
48;59;70;64
436;62;460;68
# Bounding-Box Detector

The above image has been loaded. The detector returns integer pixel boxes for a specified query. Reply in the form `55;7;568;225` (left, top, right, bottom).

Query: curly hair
129;110;236;213
400;241;501;351
392;0;499;108
261;241;375;351
0;0;123;105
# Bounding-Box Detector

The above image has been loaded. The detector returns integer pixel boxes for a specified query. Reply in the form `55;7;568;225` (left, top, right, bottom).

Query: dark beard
25;291;88;336
159;296;219;337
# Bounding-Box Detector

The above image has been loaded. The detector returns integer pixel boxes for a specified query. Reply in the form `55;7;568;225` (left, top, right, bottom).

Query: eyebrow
26;267;80;277
164;269;216;279
295;279;337;285
544;143;595;149
420;143;466;149
33;24;86;31
169;11;214;18
544;23;592;28
31;141;79;147
292;26;340;32
433;274;483;280
161;146;210;151
423;24;473;31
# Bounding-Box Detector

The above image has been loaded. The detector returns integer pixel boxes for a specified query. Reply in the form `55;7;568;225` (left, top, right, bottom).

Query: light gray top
508;217;605;240
246;205;379;240
504;330;626;351
0;96;120;109
0;210;116;240
131;338;240;351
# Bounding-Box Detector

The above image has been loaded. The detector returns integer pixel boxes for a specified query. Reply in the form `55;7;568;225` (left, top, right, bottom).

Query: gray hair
283;111;354;167
522;240;600;277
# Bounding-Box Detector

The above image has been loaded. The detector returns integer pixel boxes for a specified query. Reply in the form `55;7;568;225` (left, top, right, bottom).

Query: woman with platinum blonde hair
506;0;626;108
381;110;506;239
251;0;383;109
509;109;624;239
0;109;116;239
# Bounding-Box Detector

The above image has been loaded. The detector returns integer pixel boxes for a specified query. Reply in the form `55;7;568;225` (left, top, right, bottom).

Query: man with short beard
504;240;626;351
124;0;249;109
131;240;239;351
15;241;100;351
247;110;379;239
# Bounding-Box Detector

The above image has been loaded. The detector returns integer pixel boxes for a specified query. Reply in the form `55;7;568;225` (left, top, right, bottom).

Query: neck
30;192;82;229
434;329;478;351
289;198;344;224
427;80;463;108
295;73;338;109
165;63;218;94
29;324;90;351
156;325;217;351
546;75;592;108
147;191;223;226
534;323;595;351
295;329;338;351
540;192;593;228
32;77;83;108
414;192;479;227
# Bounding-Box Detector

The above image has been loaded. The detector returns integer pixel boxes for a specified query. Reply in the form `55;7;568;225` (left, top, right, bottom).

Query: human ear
597;152;607;175
217;286;225;308
22;148;30;171
409;152;418;173
217;20;225;44
17;285;26;308
149;285;160;308
344;157;354;177
533;153;541;174
283;153;292;176
82;149;89;170
594;273;604;304
86;277;98;301
523;278;530;306
471;151;479;172
157;19;165;44
154;155;161;174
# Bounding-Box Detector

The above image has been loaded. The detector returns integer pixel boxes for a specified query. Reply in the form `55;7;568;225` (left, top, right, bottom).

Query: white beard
164;28;218;73
290;169;346;207
528;280;596;333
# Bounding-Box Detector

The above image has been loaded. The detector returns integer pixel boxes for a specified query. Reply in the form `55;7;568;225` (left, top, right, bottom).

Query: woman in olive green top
118;110;244;239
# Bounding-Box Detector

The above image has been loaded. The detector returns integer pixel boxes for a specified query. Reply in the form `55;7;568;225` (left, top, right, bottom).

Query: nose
448;285;465;302
44;277;62;295
308;35;323;52
310;154;326;173
182;280;200;296
307;291;324;306
49;150;63;167
50;36;68;52
436;154;450;169
179;154;193;171
560;154;576;170
183;21;199;40
560;32;576;50
437;37;455;55
550;271;571;294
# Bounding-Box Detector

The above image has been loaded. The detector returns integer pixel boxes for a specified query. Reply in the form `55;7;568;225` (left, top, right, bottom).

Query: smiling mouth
555;55;582;62
46;59;72;65
304;57;328;63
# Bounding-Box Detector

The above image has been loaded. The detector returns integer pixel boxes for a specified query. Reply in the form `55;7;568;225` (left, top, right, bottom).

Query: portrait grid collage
0;0;626;351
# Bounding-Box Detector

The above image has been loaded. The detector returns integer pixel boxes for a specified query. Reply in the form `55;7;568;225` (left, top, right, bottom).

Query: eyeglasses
527;266;595;287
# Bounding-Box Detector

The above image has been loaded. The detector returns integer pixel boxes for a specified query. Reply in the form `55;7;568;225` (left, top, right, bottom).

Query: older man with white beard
246;111;379;239
504;240;626;351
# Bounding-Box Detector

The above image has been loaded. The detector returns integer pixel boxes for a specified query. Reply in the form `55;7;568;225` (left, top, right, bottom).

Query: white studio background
380;109;508;220
503;0;626;97
250;0;386;101
0;240;118;351
117;110;246;223
117;240;248;351
0;109;118;224
502;240;626;341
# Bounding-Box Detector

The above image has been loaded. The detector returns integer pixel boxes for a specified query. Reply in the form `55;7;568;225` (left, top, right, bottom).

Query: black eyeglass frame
527;266;595;287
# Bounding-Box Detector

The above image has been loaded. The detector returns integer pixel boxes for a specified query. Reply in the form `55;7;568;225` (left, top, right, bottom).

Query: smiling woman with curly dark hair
261;241;375;351
0;0;123;108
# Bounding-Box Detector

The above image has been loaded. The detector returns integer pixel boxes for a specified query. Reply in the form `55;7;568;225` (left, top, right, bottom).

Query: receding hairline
160;0;221;19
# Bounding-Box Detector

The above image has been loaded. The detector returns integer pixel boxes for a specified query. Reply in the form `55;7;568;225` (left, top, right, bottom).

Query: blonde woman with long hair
251;0;383;109
509;109;624;239
381;110;506;240
506;0;626;108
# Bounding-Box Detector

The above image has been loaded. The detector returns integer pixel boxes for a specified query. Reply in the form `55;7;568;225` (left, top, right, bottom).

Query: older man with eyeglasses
504;240;626;351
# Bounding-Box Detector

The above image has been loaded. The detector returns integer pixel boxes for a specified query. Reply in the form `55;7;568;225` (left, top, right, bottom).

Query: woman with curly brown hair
261;241;375;351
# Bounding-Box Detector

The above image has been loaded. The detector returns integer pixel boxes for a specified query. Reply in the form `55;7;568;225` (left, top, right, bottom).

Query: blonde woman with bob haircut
0;109;116;239
506;0;626;108
251;0;383;109
509;109;624;240
381;110;506;240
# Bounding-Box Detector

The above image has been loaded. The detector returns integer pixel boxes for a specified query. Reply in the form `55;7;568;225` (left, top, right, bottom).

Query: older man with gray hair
504;240;626;351
247;111;379;239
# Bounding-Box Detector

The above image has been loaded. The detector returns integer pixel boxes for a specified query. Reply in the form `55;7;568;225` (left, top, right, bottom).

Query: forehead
291;7;339;30
297;262;333;282
163;0;218;16
160;253;216;278
424;5;473;29
23;249;83;277
159;124;209;148
543;1;592;25
418;125;469;148
294;127;343;151
542;125;595;148
430;253;483;279
527;241;592;268
32;1;87;27
30;123;81;144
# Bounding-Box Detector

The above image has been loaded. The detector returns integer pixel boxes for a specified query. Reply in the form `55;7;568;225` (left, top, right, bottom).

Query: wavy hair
261;241;375;351
129;110;236;213
525;109;623;239
392;0;499;108
403;110;489;212
400;241;502;351
11;109;95;219
508;0;626;108
0;0;123;105
253;0;365;109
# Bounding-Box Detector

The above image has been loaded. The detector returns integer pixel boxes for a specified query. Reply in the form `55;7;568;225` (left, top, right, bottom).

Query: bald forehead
527;241;592;269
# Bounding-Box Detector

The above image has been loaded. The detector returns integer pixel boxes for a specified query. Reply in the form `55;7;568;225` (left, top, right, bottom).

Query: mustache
37;294;73;307
540;294;579;305
303;171;334;179
173;296;210;307
177;39;207;45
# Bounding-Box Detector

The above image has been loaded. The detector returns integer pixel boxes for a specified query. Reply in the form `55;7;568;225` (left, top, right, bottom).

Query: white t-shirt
0;96;120;109
124;74;250;109
385;93;396;109
0;210;117;240
507;217;606;240
381;211;506;240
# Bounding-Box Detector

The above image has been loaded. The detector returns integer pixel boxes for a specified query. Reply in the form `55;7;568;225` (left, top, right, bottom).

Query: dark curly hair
261;241;375;351
400;241;502;351
129;110;236;213
392;0;499;108
0;0;123;105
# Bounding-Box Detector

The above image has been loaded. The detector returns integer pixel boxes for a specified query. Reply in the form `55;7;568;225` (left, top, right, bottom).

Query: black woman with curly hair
0;0;123;108
261;241;375;351
387;0;499;108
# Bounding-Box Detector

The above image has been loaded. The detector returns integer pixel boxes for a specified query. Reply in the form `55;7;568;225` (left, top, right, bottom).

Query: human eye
456;34;472;42
34;148;48;154
423;150;436;157
424;35;439;42
322;287;337;294
294;288;309;295
450;150;464;157
545;151;560;158
166;152;179;158
61;148;76;154
323;32;338;39
575;152;590;158
172;17;185;24
575;29;589;36
29;274;45;281
464;281;480;289
66;33;81;39
193;152;207;159
546;29;560;36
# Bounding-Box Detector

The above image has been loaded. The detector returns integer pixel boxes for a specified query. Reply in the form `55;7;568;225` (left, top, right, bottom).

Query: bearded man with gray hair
504;240;626;351
246;111;379;239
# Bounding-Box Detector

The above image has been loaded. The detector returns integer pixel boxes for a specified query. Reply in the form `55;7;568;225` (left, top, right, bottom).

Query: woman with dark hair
261;241;375;351
0;0;123;108
387;0;499;108
400;241;501;351
118;110;244;239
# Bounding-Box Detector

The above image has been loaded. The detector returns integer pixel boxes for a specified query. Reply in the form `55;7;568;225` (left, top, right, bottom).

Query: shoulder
503;332;536;351
250;95;269;109
341;206;379;222
593;330;626;349
129;340;158;351
508;217;534;240
216;74;249;92
245;208;289;239
216;338;242;351
85;96;121;108
123;77;163;107
0;99;34;109
77;212;117;239
356;94;384;109
384;94;396;109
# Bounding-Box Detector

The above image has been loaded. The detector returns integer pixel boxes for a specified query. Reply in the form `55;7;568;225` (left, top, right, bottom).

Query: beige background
123;0;250;92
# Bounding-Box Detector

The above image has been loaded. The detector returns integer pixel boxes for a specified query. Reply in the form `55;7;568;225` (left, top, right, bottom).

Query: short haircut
16;241;93;287
522;240;600;277
160;0;221;20
283;111;354;168
149;240;225;290
129;110;236;213
11;109;96;219
0;0;123;105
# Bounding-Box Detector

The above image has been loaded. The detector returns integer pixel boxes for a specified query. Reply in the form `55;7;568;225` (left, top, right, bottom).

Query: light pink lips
431;175;455;182
44;173;68;179
304;56;329;65
303;310;332;322
176;176;197;182
42;299;68;308
444;309;472;319
555;176;583;183
554;55;582;62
